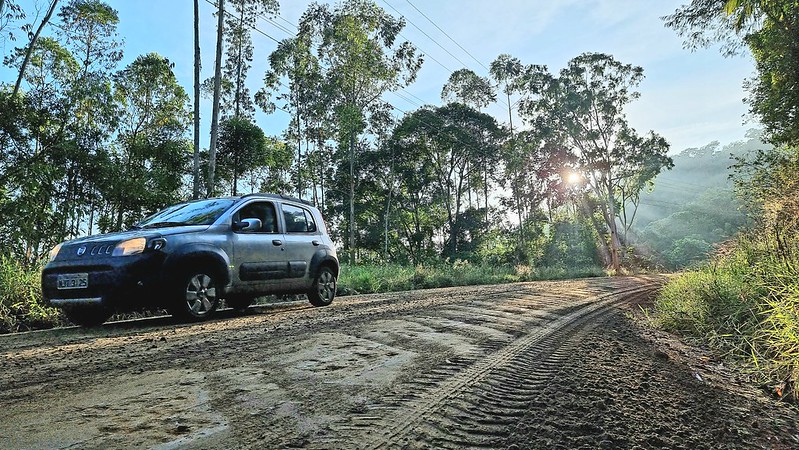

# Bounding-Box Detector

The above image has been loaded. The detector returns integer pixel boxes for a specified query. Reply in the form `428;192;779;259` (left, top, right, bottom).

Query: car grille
85;244;114;256
61;243;115;260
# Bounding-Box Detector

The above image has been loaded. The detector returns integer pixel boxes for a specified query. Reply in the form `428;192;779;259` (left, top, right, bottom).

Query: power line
201;0;501;159
261;16;294;36
274;14;299;32
380;0;510;109
404;0;489;72
203;0;281;43
380;0;470;70
389;90;424;110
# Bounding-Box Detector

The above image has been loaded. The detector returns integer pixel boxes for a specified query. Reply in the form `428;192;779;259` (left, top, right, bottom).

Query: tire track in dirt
0;279;633;394
0;277;669;449
319;285;661;449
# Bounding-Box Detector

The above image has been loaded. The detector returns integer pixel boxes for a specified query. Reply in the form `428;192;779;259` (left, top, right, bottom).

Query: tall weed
0;257;63;333
653;233;799;399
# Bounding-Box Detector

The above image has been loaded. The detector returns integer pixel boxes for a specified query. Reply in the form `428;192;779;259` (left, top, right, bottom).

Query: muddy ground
1;276;797;449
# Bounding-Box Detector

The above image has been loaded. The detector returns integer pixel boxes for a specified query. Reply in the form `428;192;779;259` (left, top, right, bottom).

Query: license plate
57;273;89;290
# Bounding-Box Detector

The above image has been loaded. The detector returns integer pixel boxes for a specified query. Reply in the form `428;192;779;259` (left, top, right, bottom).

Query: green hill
630;130;771;269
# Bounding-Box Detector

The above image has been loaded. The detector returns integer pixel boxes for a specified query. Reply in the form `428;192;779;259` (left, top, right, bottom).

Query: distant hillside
629;130;771;268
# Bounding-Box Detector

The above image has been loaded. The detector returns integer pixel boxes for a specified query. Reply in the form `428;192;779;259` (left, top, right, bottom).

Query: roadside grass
0;256;64;333
336;262;606;295
652;234;799;400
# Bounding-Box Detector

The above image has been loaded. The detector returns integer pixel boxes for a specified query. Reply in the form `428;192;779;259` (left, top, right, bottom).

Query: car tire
226;295;253;313
64;306;112;328
308;266;336;307
169;269;220;321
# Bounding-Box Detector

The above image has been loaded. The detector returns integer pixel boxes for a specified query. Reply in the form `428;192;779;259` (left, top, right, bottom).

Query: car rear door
279;202;321;287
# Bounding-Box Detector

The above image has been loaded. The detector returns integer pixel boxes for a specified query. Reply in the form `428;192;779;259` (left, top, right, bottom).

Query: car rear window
282;204;317;233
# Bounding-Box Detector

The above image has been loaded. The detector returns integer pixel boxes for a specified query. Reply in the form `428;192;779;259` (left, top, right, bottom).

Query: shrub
653;232;799;399
0;257;63;333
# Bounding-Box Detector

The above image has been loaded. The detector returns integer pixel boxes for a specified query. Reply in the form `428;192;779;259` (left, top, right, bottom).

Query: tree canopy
0;0;703;273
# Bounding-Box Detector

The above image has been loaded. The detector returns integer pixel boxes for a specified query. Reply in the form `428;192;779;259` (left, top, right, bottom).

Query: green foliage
287;0;423;253
665;0;799;146
733;145;799;253
653;141;799;398
655;248;761;337
0;256;63;333
516;52;672;271
441;69;496;109
217;116;269;195
654;233;799;396
633;135;761;269
540;217;602;269
367;103;504;262
219;0;280;119
104;52;191;229
639;189;749;269
337;260;605;295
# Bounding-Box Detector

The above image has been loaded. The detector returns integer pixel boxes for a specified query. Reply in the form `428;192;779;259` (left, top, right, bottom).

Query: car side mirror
233;218;262;232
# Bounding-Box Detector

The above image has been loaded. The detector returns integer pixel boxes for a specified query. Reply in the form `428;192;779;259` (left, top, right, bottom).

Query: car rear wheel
308;266;336;307
63;306;112;328
169;270;220;321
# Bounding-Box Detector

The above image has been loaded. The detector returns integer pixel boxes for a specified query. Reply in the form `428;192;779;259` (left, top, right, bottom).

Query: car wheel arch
309;249;339;280
162;245;232;289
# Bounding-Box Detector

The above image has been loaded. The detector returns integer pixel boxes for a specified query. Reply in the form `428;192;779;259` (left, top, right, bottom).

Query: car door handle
272;239;283;246
312;240;320;246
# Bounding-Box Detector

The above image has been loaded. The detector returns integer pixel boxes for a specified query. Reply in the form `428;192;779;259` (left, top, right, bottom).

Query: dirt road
1;276;797;449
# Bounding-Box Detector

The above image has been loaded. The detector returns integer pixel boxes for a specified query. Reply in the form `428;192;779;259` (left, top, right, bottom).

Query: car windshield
133;199;237;229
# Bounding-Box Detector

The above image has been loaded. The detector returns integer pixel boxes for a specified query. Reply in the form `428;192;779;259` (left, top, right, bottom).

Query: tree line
20;0;799;272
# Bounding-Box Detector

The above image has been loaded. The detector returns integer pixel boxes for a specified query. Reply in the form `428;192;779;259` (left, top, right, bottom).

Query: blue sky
5;0;756;153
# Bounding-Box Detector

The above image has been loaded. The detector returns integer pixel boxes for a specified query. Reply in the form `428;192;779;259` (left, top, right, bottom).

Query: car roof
238;193;315;207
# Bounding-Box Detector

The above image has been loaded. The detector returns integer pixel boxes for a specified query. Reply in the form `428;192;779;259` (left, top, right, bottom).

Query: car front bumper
41;253;166;310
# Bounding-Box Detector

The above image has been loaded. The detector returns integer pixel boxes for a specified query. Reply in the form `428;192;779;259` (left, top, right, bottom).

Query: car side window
234;201;278;233
282;204;316;233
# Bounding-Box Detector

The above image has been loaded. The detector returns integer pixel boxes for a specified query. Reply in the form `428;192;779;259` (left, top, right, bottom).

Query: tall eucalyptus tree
516;53;672;272
296;0;422;259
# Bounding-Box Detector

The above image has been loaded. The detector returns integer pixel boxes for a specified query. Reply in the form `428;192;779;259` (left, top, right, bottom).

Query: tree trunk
384;188;392;260
348;131;356;262
234;5;244;118
297;115;302;198
192;0;202;199
484;161;489;226
605;187;622;273
580;194;612;266
206;0;225;198
12;0;58;97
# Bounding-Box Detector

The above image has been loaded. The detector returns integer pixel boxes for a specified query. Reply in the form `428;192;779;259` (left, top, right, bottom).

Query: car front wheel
170;270;220;321
308;266;336;307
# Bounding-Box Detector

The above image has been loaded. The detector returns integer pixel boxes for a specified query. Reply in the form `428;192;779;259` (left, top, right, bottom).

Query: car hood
54;226;208;261
65;226;208;245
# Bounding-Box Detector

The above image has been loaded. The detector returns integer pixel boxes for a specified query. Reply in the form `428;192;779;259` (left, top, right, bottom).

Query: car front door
230;200;287;293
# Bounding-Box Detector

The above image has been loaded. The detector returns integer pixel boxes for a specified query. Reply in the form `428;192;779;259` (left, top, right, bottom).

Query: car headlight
112;238;146;256
48;243;63;262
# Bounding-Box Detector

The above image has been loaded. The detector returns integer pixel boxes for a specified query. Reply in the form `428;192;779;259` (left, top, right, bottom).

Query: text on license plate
57;273;89;290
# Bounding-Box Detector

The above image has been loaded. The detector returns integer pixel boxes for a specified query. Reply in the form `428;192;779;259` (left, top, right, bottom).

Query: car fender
161;243;232;288
309;248;339;279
